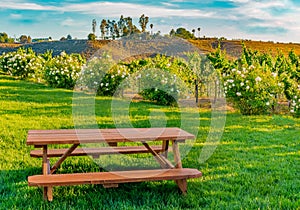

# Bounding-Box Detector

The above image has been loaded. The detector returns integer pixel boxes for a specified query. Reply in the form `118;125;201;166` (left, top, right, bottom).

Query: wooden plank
50;144;79;174
30;146;164;158
28;128;188;135
142;142;174;169
26;128;194;146
28;168;202;187
42;146;48;200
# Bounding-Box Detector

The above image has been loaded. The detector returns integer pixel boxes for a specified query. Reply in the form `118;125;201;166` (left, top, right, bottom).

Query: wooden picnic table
26;127;202;201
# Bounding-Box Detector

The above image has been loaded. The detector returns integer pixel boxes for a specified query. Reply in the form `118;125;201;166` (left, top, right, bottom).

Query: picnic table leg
161;140;169;158
42;146;53;201
172;140;182;168
142;142;174;169
172;140;187;194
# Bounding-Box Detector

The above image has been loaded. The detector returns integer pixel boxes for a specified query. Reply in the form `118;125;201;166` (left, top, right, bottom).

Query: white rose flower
255;76;262;82
249;65;255;69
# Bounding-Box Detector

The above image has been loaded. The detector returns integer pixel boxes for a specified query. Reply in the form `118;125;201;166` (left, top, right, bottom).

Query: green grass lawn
0;75;299;209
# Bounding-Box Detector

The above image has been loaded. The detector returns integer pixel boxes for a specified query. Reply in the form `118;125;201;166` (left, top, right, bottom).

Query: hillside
190;39;300;59
1;38;300;60
0;40;97;57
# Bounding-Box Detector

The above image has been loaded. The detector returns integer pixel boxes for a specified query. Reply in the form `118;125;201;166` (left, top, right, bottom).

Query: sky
1;0;300;43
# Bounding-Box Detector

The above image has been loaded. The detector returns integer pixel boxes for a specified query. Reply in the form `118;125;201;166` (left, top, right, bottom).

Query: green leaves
208;44;300;116
44;52;85;89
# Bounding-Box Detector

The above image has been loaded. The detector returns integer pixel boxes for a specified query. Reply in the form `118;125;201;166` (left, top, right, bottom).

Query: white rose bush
223;64;284;115
219;45;300;116
0;48;85;89
289;85;300;117
0;48;44;81
128;55;196;106
44;52;85;89
78;53;130;96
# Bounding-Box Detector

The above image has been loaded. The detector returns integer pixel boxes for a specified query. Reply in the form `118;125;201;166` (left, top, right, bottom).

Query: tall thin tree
125;17;134;34
139;14;149;33
92;19;97;35
118;15;126;37
100;19;107;39
150;23;153;35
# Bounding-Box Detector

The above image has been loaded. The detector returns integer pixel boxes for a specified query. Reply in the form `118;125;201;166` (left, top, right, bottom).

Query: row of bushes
0;48;196;106
78;53;196;106
0;48;85;88
0;45;299;116
208;44;300;116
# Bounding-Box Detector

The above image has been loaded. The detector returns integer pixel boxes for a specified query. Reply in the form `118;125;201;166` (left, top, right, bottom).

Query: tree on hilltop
67;34;72;40
117;15;126;37
172;27;195;39
169;29;176;37
139;14;149;32
100;19;107;39
19;35;31;43
92;19;97;35
97;15;142;39
150;23;154;35
0;32;8;43
88;33;96;40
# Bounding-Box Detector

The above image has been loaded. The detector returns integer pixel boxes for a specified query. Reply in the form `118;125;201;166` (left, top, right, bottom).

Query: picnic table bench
27;127;202;201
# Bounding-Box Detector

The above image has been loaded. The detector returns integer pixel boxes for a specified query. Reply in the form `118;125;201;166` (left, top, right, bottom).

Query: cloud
0;0;215;18
10;13;22;19
245;25;288;35
206;0;299;36
61;17;76;27
161;2;179;8
63;2;215;18
169;0;186;2
0;0;57;11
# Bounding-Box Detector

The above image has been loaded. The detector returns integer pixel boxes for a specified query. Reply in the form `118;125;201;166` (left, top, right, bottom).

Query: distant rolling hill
1;38;300;60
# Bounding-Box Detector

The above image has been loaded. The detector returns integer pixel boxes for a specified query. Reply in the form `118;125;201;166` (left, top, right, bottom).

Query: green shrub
79;54;130;96
223;64;284;115
137;69;180;106
127;55;194;106
0;48;45;80
80;54;193;105
44;52;85;89
289;83;300;117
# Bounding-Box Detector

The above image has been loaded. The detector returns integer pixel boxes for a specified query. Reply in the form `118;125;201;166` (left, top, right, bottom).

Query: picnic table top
26;127;195;146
